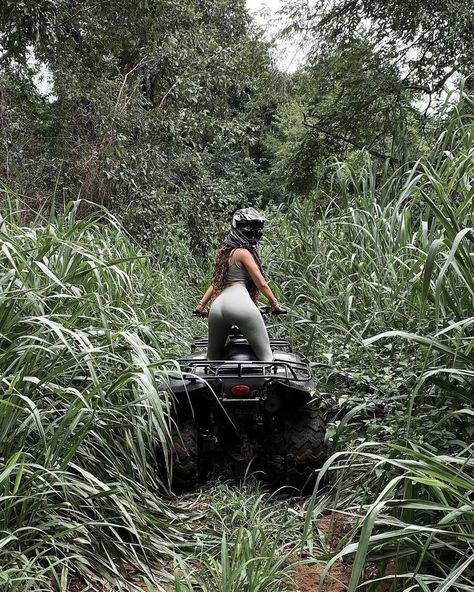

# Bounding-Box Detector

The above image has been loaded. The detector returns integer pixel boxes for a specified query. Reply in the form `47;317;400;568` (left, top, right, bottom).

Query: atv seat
222;341;259;361
190;325;292;360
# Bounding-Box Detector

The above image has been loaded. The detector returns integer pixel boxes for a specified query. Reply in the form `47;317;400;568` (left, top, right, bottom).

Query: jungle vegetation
0;0;473;590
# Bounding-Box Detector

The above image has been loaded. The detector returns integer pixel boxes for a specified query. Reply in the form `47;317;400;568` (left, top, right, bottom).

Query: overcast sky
245;0;306;72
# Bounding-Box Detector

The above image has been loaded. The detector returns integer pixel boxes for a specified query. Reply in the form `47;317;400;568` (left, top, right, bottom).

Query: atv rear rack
178;359;311;382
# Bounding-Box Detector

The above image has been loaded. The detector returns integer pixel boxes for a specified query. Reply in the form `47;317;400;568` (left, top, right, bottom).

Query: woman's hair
212;244;259;302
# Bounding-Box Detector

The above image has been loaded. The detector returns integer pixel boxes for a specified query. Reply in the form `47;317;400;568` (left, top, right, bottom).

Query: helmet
231;207;268;229
230;207;267;246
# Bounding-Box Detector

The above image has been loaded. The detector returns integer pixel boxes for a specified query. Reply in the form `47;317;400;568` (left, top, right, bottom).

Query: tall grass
284;91;474;589
172;481;308;592
267;90;472;440
0;196;197;590
305;442;474;592
0;87;472;591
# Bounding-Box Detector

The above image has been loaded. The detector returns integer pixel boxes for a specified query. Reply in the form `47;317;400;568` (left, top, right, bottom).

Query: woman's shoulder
236;249;257;267
229;247;245;263
234;247;251;260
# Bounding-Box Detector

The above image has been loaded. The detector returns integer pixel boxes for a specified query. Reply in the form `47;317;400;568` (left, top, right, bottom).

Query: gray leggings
207;283;273;361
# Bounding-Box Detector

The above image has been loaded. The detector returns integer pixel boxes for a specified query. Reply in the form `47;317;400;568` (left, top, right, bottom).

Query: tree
274;39;422;196
281;0;474;95
0;0;59;65
0;0;284;251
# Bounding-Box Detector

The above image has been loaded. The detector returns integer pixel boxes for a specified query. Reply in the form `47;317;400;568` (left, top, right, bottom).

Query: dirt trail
68;513;355;592
293;514;352;592
294;561;351;592
293;513;393;592
68;503;390;591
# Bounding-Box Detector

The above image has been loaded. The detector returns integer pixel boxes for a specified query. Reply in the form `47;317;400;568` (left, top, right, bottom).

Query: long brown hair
212;244;260;302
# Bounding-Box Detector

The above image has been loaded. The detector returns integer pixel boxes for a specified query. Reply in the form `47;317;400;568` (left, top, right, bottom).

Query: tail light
231;384;251;396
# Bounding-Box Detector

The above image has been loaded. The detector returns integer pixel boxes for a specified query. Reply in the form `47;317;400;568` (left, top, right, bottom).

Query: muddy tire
259;433;286;485
170;421;199;492
285;406;327;490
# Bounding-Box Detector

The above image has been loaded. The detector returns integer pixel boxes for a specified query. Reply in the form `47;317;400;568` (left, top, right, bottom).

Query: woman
194;207;284;361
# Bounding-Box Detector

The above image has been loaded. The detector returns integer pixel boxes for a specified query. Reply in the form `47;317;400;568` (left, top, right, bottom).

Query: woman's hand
193;303;208;317
194;285;214;317
269;300;285;315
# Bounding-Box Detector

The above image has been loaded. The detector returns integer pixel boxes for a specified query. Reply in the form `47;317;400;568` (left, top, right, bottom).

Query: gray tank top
227;249;251;282
227;262;251;282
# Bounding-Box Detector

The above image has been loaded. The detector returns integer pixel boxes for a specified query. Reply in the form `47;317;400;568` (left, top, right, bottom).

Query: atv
160;308;327;492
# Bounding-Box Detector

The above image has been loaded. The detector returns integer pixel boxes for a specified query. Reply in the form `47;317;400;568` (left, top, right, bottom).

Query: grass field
0;92;472;591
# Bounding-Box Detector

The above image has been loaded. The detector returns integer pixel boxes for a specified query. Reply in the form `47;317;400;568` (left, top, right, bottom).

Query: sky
245;0;307;72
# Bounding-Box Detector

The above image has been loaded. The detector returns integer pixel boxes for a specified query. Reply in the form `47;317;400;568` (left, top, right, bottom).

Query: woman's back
226;249;251;282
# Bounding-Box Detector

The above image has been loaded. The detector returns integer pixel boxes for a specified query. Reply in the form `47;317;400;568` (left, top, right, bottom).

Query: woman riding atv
194;208;284;361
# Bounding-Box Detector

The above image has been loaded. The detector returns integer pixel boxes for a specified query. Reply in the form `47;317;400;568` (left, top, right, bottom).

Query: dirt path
294;561;351;592
293;513;394;592
292;513;352;592
68;499;392;592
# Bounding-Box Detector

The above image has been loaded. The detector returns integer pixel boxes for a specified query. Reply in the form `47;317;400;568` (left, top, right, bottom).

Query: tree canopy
282;0;474;93
1;0;472;234
0;0;283;249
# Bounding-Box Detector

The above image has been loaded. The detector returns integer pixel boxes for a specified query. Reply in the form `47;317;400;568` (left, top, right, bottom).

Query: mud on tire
285;406;327;489
169;420;199;492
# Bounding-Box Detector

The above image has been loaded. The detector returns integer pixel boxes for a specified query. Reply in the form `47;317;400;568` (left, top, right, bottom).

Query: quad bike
160;308;327;492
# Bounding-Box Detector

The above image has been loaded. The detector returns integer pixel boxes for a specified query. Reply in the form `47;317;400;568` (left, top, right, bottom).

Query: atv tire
285;406;327;490
170;420;199;492
259;433;285;485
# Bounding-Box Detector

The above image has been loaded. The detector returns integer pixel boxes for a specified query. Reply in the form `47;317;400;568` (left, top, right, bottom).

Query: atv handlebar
192;306;287;318
259;305;288;316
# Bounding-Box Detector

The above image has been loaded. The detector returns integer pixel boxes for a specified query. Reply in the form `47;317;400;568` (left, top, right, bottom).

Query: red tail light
231;384;251;396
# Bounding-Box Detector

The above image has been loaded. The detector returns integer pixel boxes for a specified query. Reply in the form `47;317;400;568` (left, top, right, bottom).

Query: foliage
306;442;474;592
274;40;424;196
0;193;200;589
282;0;474;92
0;0;58;65
274;0;473;202
0;0;283;252
292;92;473;590
266;89;473;450
172;481;305;592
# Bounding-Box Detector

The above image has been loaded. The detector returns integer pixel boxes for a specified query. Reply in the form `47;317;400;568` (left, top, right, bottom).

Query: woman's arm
194;284;215;314
238;250;284;313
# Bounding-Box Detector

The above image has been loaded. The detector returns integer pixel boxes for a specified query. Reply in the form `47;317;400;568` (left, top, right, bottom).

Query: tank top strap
228;247;242;266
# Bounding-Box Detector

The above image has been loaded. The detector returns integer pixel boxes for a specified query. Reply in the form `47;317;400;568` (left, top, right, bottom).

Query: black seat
222;342;259;361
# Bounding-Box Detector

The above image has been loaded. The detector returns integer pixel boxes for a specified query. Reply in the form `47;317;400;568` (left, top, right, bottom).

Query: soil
294;560;352;592
68;579;86;592
292;512;393;592
292;512;352;592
